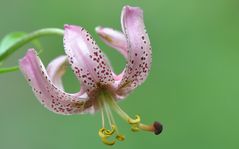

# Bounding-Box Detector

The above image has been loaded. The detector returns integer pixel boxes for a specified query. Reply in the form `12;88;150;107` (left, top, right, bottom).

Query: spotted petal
19;49;94;115
64;25;114;94
46;55;67;90
95;26;128;59
117;6;152;95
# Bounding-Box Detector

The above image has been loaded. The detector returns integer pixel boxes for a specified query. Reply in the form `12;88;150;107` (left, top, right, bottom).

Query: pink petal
64;25;114;93
19;49;94;115
95;26;128;59
46;55;67;91
117;6;152;95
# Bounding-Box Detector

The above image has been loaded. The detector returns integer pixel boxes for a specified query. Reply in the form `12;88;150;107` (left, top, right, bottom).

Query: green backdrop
1;0;239;148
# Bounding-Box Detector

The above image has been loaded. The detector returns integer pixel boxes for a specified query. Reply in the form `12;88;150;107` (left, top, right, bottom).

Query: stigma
97;91;163;145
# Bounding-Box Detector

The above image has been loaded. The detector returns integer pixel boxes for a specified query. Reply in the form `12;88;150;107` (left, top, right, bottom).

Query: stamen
128;115;141;132
128;115;141;124
107;95;163;135
98;91;162;146
98;97;116;145
98;91;125;145
98;125;116;145
98;126;115;137
116;134;125;141
101;138;115;146
101;106;105;128
104;100;113;127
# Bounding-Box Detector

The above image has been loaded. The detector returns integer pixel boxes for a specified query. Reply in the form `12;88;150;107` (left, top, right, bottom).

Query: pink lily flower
19;5;162;145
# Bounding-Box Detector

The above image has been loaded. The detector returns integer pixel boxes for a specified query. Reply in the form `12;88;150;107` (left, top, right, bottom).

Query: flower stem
0;66;19;73
0;28;64;61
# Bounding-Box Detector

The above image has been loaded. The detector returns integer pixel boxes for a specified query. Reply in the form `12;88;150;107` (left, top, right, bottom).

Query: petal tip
122;5;142;15
122;5;130;10
95;26;103;33
26;48;35;52
64;24;71;29
19;48;37;72
19;48;36;64
64;24;77;31
64;24;85;36
20;48;36;60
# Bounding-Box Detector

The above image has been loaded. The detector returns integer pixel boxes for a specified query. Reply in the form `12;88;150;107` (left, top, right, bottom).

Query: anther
128;115;141;124
128;115;141;132
101;137;116;146
116;135;125;141
131;126;140;132
98;125;116;145
104;125;116;135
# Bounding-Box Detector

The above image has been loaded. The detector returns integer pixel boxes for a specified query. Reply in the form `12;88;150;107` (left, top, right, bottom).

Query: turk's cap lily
19;5;161;145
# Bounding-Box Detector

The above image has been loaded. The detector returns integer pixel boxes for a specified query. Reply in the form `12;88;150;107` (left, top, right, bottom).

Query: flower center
97;91;163;145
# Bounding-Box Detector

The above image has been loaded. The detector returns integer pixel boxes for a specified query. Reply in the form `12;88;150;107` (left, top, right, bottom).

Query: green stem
0;66;19;73
0;28;64;61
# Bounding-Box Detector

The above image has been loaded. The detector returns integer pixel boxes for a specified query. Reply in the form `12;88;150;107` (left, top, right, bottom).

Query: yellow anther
128;115;141;124
98;125;117;145
104;125;116;135
131;126;140;132
98;125;116;137
101;137;116;146
99;128;108;138
127;115;141;132
116;135;125;141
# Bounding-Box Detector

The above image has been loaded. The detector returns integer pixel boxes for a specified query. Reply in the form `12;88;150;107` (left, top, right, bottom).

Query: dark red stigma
153;121;163;135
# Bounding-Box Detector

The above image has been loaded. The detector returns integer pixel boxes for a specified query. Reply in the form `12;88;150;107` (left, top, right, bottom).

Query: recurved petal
64;25;114;94
95;26;128;59
118;6;152;95
47;55;67;91
19;49;94;115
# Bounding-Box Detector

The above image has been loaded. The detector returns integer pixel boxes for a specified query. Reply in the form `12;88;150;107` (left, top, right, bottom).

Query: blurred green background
1;0;239;148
